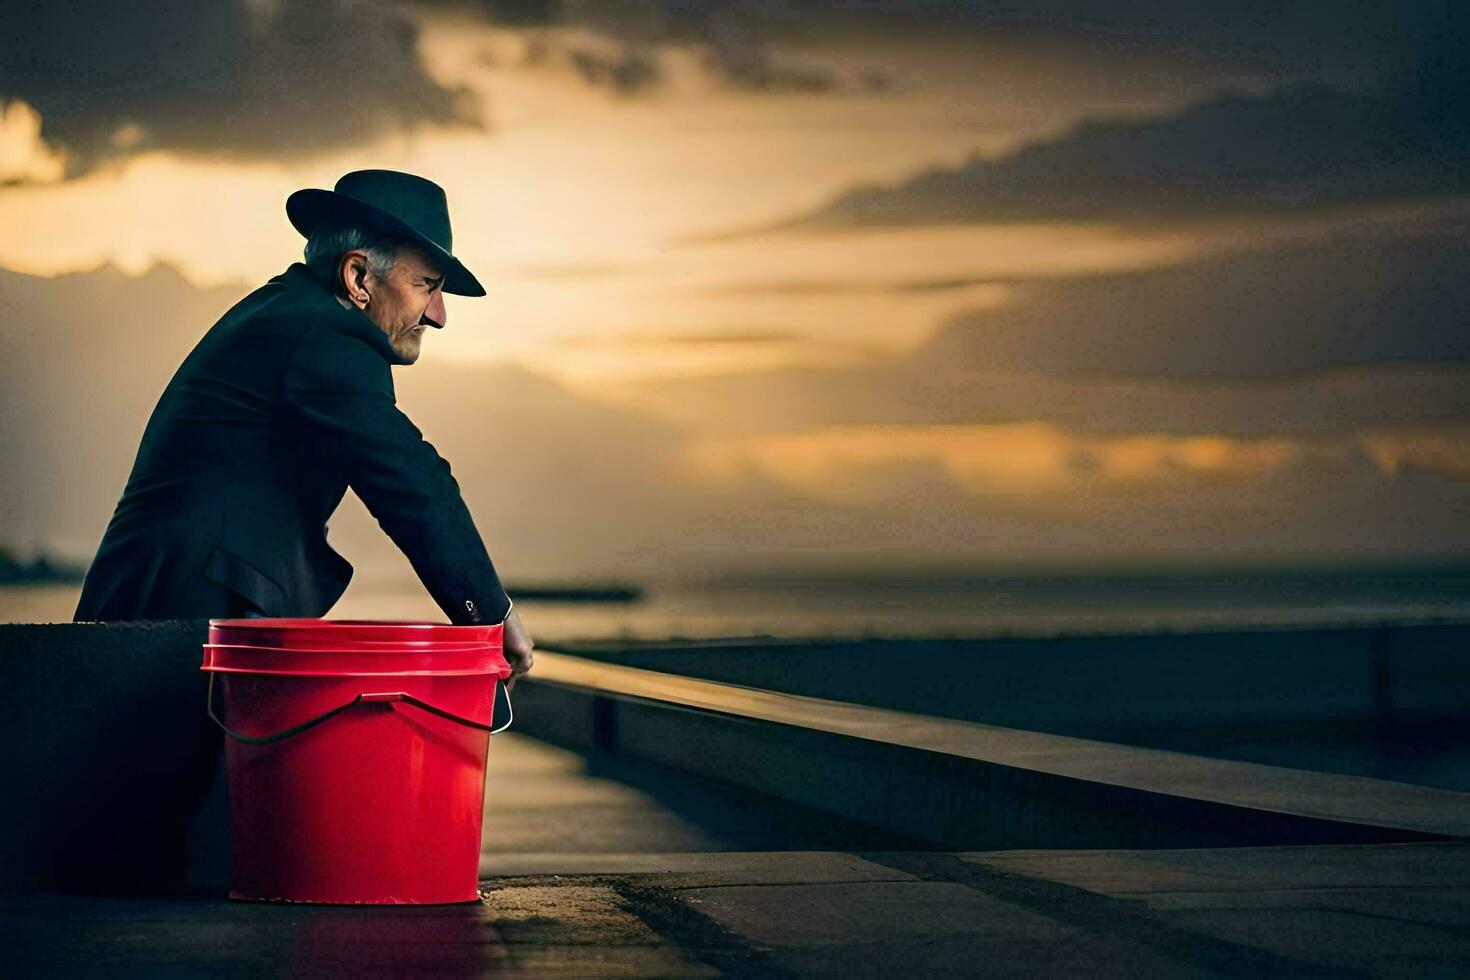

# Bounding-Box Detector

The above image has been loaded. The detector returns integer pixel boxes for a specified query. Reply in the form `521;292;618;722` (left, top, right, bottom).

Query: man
71;170;534;893
75;169;534;684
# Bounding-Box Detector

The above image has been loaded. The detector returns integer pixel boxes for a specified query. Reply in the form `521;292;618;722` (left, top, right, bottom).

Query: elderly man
70;170;532;895
75;169;534;684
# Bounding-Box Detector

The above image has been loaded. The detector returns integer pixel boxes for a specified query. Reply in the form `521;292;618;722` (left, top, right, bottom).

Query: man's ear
339;251;371;308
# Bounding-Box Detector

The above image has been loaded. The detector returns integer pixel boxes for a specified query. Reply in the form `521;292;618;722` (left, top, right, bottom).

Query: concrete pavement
10;841;1466;977
5;735;1468;977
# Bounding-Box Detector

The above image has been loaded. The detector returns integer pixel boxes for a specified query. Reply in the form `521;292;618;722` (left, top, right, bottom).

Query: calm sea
8;565;1470;641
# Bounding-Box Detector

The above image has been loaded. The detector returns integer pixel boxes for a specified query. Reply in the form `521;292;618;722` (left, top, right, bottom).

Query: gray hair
303;219;412;298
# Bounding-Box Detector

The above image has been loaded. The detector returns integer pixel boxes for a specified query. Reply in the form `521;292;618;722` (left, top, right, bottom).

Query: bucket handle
206;674;513;745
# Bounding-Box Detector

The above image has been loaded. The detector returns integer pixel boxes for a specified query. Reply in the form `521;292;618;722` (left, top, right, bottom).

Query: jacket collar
271;262;401;364
274;261;339;303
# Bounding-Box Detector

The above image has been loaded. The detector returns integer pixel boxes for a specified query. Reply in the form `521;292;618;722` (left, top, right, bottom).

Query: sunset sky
1;1;1467;590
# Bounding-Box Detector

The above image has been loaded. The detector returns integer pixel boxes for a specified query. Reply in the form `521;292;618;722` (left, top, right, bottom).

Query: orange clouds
0;100;65;185
685;422;1470;511
1358;429;1470;481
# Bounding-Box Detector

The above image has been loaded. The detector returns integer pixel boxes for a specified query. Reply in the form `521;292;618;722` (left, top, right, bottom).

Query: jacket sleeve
282;332;513;625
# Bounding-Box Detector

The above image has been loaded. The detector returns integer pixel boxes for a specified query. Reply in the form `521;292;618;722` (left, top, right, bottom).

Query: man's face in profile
362;243;448;365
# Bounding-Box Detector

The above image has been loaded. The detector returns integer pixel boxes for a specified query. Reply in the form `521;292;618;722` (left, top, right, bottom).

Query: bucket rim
200;665;504;677
209;618;499;629
203;641;498;655
203;638;511;680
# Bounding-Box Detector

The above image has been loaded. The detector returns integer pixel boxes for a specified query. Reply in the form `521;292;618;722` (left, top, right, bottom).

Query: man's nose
422;289;447;329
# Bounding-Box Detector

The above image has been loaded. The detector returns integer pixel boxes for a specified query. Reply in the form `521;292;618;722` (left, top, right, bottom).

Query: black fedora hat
286;169;485;297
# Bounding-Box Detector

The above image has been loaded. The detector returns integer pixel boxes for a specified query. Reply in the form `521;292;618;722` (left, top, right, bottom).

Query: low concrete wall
509;676;1452;852
0;621;217;893
549;624;1470;736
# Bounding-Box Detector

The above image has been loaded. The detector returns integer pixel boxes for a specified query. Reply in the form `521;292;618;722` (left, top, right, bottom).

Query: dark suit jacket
74;262;513;625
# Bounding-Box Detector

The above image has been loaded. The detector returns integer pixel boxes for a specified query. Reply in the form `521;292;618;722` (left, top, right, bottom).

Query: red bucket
202;619;512;904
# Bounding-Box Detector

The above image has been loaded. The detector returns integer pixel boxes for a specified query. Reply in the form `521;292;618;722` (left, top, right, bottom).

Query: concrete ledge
548;623;1470;734
0;620;217;892
514;651;1470;851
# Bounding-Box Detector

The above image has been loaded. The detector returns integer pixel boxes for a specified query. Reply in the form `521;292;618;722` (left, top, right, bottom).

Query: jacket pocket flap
203;546;288;617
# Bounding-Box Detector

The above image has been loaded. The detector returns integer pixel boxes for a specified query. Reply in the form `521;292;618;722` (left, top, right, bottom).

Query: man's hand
502;606;534;690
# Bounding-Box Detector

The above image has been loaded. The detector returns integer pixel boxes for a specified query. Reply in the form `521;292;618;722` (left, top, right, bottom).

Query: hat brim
286;188;486;297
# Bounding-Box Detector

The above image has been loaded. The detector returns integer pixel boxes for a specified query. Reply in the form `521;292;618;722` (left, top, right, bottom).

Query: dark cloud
869;0;1456;85
911;213;1470;380
9;0;1458;178
458;0;891;96
464;1;1462;98
0;0;482;178
565;45;663;95
615;355;1470;441
475;1;1448;77
676;8;864;94
613;216;1470;438
728;81;1470;233
478;0;559;27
